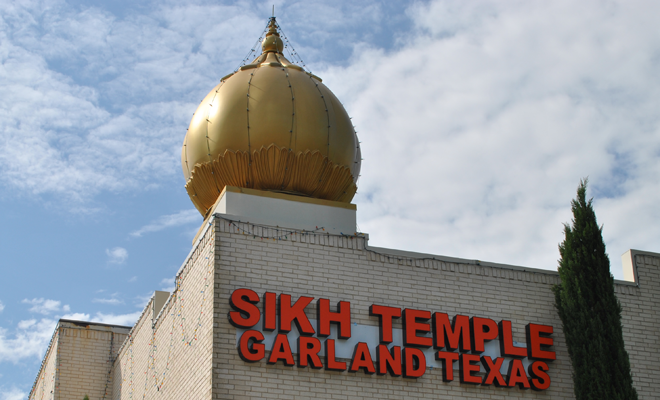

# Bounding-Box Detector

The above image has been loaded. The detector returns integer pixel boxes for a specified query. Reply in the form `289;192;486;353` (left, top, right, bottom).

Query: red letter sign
403;347;427;378
268;334;295;366
317;299;351;339
528;361;551;390
507;359;531;389
403;309;433;348
435;351;459;382
459;354;482;385
376;345;401;377
370;305;401;344
297;336;323;369
433;313;471;352
481;356;506;387
325;339;347;371
349;342;376;374
279;294;315;335
228;288;260;328
498;320;527;358
238;330;265;363
263;292;277;331
526;324;555;361
470;316;498;353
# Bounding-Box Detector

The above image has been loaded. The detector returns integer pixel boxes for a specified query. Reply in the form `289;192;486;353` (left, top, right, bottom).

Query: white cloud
160;277;175;292
0;7;188;207
16;320;36;330
0;301;4;313
92;298;123;305
61;313;90;321
0;386;27;400
0;1;270;208
1;296;91;364
0;318;56;363
22;298;69;315
135;293;153;308
0;309;134;366
0;0;656;274
92;311;141;327
0;304;135;364
105;247;128;264
319;0;660;278
92;293;124;305
0;0;405;211
130;209;201;237
128;276;138;283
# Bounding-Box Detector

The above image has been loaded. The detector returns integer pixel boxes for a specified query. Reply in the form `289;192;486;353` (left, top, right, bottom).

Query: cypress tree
553;179;637;400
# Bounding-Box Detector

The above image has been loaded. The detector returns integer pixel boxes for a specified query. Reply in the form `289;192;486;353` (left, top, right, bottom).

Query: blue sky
2;0;660;397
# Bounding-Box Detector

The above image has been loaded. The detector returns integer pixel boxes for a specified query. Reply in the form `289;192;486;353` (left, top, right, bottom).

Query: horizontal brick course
30;321;130;400
112;225;215;400
211;218;659;400
33;216;659;400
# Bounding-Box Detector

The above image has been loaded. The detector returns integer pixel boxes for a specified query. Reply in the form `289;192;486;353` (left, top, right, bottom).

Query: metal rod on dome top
236;20;271;71
275;23;310;73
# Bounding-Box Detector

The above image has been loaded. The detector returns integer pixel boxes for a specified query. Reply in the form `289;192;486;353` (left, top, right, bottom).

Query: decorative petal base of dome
185;144;357;216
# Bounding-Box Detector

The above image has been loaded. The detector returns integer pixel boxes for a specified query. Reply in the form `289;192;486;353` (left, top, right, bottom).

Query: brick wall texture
29;321;129;400
29;327;59;400
33;216;659;399
619;253;660;395
210;218;660;400
112;224;215;400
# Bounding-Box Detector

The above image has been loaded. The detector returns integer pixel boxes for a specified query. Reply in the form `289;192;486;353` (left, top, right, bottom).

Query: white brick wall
37;215;658;400
211;218;660;399
618;252;660;396
30;321;129;400
29;327;59;400
112;225;215;400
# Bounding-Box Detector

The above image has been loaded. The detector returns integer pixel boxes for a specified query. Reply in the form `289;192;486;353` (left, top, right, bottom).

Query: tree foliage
553;179;637;400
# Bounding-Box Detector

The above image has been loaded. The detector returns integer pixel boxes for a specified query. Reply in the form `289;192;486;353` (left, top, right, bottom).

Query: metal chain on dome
235;19;271;71
234;17;311;74
272;19;311;73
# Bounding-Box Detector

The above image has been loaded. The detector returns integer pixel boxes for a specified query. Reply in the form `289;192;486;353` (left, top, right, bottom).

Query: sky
1;0;659;396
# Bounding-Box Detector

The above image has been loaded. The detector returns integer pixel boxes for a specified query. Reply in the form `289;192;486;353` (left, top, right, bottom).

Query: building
30;17;660;400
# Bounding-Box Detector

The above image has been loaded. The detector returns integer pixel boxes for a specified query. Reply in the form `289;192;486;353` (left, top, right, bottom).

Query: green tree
553;179;637;400
83;396;90;400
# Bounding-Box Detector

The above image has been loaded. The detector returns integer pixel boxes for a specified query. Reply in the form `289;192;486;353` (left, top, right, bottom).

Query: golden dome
182;18;361;216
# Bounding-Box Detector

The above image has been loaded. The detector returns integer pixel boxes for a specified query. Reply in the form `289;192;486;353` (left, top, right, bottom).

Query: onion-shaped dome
182;18;361;216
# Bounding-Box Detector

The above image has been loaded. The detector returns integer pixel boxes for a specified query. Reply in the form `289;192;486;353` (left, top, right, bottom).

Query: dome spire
262;17;284;53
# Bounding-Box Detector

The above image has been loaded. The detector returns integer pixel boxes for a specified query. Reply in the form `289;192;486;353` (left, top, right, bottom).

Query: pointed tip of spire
267;18;278;35
262;16;283;53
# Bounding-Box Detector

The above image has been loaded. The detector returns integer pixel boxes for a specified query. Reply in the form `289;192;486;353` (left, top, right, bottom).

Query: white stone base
210;186;357;236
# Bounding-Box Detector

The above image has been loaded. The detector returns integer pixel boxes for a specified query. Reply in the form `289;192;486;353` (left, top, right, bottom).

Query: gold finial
267;18;277;35
262;17;284;53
